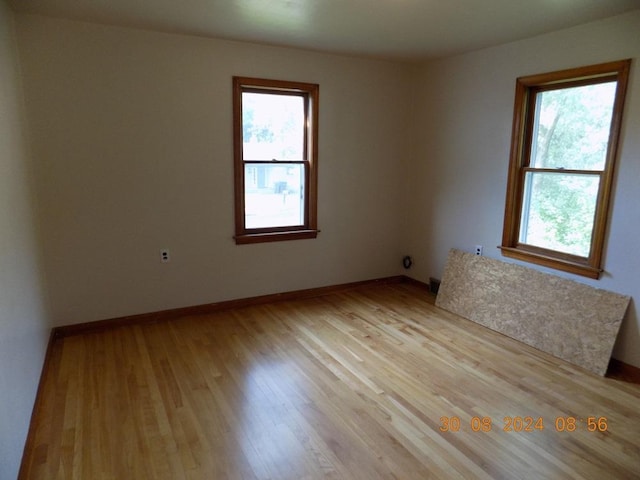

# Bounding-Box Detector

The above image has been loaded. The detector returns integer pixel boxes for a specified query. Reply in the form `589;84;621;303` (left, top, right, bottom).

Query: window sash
242;161;309;233
241;90;308;162
518;169;601;258
526;80;616;170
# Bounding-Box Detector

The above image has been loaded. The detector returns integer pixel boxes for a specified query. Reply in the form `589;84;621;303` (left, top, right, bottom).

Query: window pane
519;171;599;257
244;163;304;229
242;92;304;161
530;82;616;170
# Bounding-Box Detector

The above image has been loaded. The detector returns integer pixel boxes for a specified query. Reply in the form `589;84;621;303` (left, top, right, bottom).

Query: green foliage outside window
520;82;615;257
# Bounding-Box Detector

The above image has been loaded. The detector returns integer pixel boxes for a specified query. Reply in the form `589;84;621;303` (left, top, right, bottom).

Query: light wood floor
20;283;640;479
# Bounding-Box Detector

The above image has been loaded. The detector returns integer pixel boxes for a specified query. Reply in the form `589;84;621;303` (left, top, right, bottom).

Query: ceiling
9;0;640;62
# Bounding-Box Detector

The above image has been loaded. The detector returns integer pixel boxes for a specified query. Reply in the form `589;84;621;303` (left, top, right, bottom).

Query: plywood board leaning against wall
435;249;630;375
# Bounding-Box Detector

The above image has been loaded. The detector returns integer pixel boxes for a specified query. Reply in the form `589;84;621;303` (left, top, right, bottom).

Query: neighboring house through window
501;60;631;278
233;77;319;244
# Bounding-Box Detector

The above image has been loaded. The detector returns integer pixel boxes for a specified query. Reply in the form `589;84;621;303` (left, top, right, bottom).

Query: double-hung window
233;77;319;244
501;60;630;278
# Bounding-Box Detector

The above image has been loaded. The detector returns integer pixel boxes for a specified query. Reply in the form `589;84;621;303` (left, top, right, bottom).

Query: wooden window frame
233;76;319;245
500;60;631;279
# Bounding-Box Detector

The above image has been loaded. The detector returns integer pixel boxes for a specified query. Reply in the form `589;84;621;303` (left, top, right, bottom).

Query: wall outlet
475;245;483;256
160;249;170;263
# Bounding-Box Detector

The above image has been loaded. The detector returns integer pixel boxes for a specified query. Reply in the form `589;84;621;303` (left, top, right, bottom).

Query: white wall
0;3;52;479
3;7;638;478
15;14;412;327
406;10;640;368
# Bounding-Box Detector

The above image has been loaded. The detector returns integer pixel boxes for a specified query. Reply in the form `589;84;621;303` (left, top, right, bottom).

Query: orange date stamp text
438;416;608;433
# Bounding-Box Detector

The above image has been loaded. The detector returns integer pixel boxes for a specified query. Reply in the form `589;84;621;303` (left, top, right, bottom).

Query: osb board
435;249;630;376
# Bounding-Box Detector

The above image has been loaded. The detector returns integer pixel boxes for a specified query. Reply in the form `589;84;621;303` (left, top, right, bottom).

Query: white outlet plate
474;245;483;256
160;249;170;263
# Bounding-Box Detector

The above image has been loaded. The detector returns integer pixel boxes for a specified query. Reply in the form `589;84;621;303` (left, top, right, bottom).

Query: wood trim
500;59;631;279
591;59;631;270
399;276;436;304
234;229;319;244
607;358;640;384
499;246;601;279
232;76;319;244
232;76;245;236
54;276;407;338
307;80;319;232
501;77;528;247
17;329;58;479
517;59;632;87
400;276;430;290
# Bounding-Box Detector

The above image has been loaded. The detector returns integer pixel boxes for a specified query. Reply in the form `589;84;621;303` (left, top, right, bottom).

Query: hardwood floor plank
20;283;640;479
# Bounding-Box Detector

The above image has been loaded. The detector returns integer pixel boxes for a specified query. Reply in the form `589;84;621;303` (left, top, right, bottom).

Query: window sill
234;229;319;245
499;246;602;279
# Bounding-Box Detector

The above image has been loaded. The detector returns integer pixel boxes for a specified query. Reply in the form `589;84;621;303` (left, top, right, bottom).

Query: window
501;60;631;279
233;76;319;244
